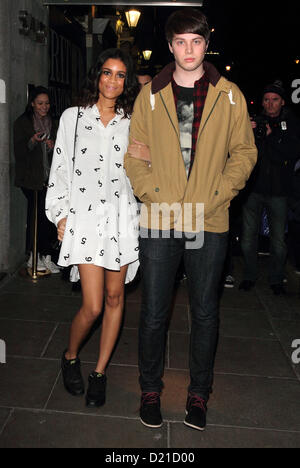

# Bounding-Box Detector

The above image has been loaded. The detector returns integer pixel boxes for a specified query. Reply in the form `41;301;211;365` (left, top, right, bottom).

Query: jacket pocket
207;173;231;217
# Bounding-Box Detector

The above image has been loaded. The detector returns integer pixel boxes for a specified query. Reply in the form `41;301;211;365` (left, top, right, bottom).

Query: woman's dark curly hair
78;48;139;118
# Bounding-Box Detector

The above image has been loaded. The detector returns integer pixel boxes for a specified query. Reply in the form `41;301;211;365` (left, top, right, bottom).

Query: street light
125;9;141;28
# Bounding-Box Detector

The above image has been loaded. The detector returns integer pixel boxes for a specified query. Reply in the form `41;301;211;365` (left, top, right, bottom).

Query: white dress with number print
46;105;140;283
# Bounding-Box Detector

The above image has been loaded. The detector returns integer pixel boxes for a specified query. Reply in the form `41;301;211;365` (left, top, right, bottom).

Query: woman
14;86;59;273
46;48;140;407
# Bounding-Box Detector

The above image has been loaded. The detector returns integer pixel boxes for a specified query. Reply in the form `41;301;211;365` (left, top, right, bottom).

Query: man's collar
151;61;221;95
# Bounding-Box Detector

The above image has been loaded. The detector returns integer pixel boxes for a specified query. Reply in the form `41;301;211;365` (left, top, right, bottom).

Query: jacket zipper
197;92;222;140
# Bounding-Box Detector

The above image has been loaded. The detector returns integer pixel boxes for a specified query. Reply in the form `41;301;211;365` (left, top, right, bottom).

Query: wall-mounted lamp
125;9;141;28
142;50;152;61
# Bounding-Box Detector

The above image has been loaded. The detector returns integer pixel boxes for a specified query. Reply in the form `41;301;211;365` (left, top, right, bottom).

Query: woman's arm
45;113;71;227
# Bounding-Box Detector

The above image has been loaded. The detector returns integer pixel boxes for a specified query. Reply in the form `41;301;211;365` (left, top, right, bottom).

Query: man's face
262;92;285;118
169;33;208;73
137;74;152;89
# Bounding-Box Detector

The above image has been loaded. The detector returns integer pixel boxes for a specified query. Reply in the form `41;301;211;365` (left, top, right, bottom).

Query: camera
252;115;268;139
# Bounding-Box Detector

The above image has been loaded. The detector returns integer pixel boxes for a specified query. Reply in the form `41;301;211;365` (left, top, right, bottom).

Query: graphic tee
176;86;194;177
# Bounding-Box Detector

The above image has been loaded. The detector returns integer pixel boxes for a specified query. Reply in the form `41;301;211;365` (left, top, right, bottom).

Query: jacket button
215;190;219;195
155;187;160;192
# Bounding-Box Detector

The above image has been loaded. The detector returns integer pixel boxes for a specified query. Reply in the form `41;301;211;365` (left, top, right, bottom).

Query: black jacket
14;113;57;191
249;108;300;197
289;162;300;222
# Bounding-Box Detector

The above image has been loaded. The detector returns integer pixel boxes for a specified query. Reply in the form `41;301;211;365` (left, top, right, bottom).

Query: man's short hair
165;8;211;44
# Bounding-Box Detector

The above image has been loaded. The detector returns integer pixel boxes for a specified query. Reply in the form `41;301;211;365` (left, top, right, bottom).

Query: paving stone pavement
0;257;300;448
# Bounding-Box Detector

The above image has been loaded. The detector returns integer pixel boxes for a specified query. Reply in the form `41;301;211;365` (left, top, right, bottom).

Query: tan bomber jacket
124;62;257;233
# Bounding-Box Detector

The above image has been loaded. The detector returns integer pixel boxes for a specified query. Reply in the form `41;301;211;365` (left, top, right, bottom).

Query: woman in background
14;86;59;273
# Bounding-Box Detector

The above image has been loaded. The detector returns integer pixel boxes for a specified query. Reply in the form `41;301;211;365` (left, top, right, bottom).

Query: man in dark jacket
288;159;300;274
240;81;300;295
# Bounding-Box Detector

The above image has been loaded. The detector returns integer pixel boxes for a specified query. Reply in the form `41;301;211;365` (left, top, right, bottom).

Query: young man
125;8;257;431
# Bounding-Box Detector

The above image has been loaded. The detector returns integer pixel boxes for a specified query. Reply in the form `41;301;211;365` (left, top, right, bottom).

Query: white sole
184;420;205;431
140;418;163;429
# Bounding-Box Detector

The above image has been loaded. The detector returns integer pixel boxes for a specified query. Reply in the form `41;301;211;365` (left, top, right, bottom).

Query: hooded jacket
124;61;257;233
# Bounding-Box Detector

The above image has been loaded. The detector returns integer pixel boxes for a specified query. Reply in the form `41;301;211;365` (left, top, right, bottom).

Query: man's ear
205;41;210;53
168;42;173;55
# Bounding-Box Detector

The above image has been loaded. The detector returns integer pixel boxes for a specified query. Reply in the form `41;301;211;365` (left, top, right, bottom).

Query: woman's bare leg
65;264;104;360
95;265;128;373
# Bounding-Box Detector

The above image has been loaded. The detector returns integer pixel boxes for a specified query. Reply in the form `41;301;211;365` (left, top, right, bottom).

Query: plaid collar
172;73;210;177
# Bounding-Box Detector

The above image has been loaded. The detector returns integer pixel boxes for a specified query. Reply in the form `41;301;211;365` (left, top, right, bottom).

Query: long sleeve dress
45;105;140;283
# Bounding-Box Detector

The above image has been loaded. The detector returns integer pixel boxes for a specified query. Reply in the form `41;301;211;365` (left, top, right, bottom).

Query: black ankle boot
61;350;84;396
86;372;107;407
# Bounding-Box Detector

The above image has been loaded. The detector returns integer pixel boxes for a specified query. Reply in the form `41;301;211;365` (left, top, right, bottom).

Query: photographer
240;82;300;295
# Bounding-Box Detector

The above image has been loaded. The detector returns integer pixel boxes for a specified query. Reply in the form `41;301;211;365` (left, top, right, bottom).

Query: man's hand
57;217;67;242
128;138;151;164
266;123;272;136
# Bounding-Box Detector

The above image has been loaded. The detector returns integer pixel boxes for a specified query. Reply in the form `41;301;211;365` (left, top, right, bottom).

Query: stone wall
0;0;48;273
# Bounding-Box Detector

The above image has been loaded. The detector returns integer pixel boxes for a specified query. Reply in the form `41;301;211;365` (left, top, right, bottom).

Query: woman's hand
128;138;151;164
45;139;55;150
31;132;46;144
57;217;67;242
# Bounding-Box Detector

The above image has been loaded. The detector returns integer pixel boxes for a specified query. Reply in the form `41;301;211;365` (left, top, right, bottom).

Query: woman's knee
105;289;124;308
80;303;103;322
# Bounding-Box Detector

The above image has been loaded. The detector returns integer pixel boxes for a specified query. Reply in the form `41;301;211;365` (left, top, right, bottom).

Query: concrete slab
0;409;168;448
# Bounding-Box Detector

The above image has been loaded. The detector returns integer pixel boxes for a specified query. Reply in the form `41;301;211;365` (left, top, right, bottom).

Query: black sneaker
140;392;163;428
61;350;84;396
86;372;107;408
184;393;207;431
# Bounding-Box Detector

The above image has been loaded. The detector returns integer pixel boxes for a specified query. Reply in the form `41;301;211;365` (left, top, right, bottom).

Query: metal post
31;190;39;280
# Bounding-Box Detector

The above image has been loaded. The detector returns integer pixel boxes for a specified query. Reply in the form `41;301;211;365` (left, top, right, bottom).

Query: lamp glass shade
142;50;152;61
125;10;141;28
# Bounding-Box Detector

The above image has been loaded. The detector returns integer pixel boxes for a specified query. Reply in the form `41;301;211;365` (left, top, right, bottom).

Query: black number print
115;258;120;264
56;148;62;155
114;191;119;198
111;179;118;183
81;238;87;245
81;148;87;154
98;181;103;187
70;229;74;236
64;254;70;261
48;182;54;188
99;155;104;162
114;145;121;152
80;188;86;193
70;208;76;214
75;169;82;176
85;126;92;130
115;163;122;169
88;205;92;211
99;250;104;256
85;257;92;262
